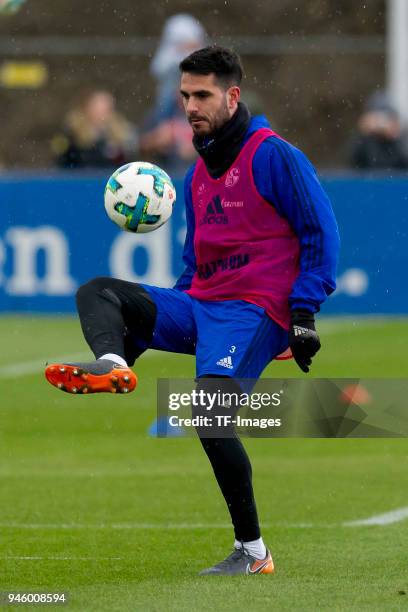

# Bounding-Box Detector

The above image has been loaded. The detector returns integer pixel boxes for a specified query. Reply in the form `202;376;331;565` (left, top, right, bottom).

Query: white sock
98;353;128;367
234;537;267;560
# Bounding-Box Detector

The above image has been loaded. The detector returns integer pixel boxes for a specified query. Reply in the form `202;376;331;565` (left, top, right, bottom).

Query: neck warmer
192;102;251;178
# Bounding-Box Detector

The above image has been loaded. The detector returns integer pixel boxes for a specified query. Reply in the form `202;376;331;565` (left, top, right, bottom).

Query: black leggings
76;277;261;541
76;277;157;365
195;376;260;541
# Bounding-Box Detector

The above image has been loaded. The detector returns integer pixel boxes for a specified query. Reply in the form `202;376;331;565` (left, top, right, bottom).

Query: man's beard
190;99;230;136
210;100;231;133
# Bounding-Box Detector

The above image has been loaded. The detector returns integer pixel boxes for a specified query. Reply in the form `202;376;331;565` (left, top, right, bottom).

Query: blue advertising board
0;172;407;315
323;177;408;315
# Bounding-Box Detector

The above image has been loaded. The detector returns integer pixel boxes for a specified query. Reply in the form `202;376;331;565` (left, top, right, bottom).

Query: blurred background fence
0;0;388;168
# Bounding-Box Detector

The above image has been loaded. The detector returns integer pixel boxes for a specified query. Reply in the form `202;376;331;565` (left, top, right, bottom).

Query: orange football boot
199;546;275;576
45;359;137;394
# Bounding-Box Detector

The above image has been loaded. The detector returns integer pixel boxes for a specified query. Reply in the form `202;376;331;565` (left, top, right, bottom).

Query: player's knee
194;375;241;438
75;277;115;305
195;375;241;399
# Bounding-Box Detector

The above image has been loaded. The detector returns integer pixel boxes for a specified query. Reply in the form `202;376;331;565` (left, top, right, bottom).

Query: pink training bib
185;128;300;331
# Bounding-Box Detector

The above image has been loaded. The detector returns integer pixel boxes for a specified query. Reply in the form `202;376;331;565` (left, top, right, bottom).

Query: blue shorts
138;285;289;380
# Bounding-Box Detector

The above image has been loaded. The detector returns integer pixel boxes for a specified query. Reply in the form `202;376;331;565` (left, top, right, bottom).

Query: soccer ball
104;162;176;233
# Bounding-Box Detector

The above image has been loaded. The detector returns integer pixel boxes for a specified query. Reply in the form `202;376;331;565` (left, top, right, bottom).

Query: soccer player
45;46;340;575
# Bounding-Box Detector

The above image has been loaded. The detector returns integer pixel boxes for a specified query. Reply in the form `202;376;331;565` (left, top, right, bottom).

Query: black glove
289;309;321;373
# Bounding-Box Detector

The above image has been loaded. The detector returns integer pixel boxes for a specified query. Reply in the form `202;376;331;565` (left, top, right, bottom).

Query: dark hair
179;46;243;88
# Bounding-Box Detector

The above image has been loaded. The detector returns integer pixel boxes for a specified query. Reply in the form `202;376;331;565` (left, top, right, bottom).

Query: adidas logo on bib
216;356;234;369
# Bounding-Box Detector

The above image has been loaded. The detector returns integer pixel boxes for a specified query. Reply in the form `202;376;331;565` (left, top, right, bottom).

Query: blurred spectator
349;92;408;171
140;14;208;173
140;111;197;172
52;89;138;169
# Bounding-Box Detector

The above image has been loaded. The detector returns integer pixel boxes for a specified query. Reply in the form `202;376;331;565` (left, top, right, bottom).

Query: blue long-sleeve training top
174;115;340;314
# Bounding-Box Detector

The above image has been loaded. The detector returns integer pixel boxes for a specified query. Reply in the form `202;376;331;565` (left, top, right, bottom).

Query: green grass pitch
0;315;407;611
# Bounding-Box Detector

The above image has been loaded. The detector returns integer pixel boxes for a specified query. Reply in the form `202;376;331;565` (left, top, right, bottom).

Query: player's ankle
234;537;267;560
98;353;128;367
